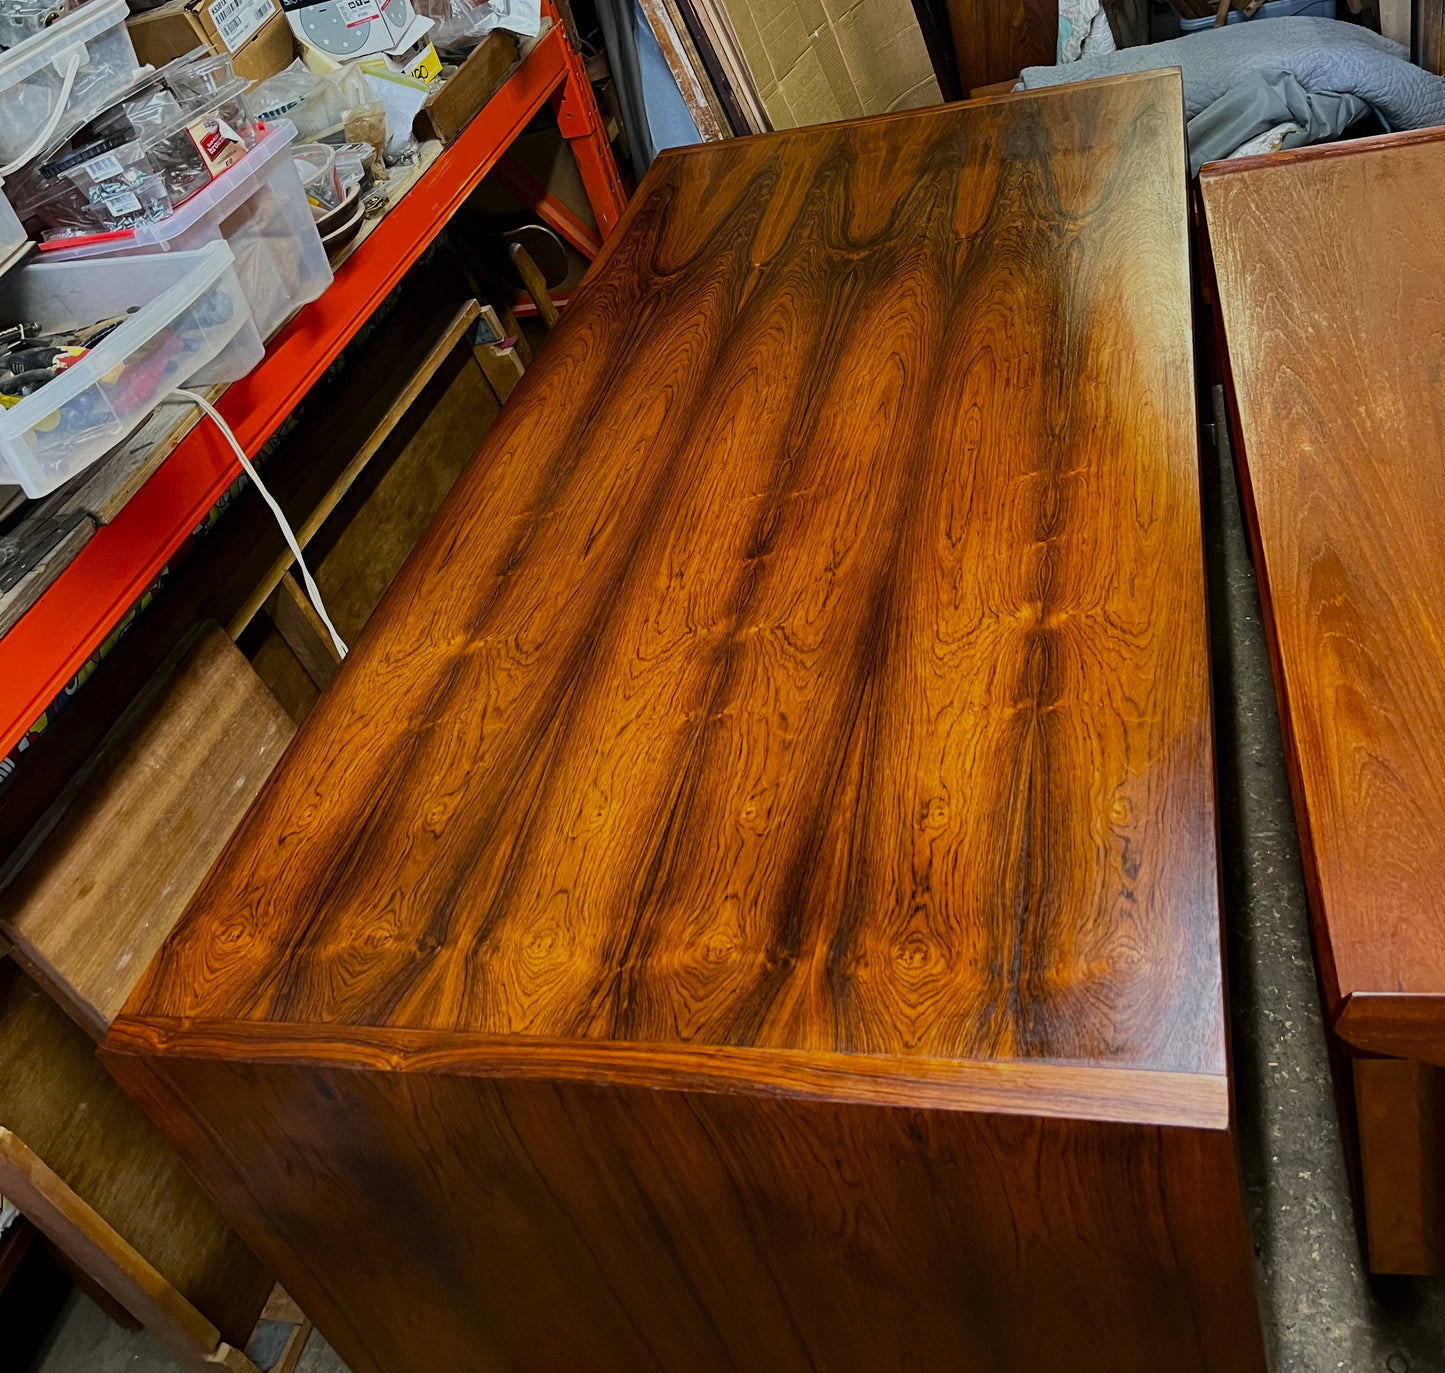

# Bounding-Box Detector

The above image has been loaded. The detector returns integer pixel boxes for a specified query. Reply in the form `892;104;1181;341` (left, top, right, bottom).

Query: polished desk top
1204;129;1445;1068
116;72;1223;1124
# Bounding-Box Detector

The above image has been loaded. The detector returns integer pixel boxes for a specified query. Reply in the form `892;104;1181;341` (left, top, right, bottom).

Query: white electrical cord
170;388;349;659
0;54;81;178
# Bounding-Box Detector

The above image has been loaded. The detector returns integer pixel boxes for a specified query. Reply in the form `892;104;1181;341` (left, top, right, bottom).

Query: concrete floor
22;392;1445;1373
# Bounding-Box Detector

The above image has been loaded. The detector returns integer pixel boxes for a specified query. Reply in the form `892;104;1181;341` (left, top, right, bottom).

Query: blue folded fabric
1019;17;1445;167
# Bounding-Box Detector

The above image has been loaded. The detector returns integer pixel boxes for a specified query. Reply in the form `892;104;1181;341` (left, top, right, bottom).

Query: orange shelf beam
0;13;625;760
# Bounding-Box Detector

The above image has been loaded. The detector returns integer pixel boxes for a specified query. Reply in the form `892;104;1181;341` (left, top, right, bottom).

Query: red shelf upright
0;11;626;761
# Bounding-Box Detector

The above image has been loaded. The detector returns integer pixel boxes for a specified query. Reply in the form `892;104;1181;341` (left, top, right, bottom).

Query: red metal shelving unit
0;10;626;760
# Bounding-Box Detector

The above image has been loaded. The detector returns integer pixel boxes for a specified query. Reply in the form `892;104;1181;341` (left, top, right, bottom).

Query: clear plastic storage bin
0;240;262;497
40;120;331;341
0;183;26;263
0;0;143;172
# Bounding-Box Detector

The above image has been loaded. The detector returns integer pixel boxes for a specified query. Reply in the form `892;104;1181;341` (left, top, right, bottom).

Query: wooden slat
227;300;482;638
0;626;294;1040
636;0;732;140
0;1132;260;1373
0;963;272;1345
671;0;770;134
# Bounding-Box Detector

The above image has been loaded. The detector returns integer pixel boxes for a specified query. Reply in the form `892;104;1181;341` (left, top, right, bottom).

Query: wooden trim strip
648;69;1184;165
103;1017;1230;1130
1335;993;1445;1068
1200;124;1445;180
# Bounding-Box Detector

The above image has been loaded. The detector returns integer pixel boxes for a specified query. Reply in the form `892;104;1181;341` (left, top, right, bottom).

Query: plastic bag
359;58;429;160
248;61;324;125
410;0;539;53
299;61;373;139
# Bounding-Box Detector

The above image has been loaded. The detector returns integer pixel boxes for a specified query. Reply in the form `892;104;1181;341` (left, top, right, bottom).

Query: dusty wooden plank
0;626;294;1038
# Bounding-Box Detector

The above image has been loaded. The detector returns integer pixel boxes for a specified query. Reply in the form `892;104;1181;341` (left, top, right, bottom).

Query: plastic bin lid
38;118;300;259
0;0;131;87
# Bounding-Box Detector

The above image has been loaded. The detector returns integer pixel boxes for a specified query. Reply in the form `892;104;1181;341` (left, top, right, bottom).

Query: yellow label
406;43;441;84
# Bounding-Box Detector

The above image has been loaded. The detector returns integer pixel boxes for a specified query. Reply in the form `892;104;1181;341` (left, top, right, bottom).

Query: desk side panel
103;1046;1265;1373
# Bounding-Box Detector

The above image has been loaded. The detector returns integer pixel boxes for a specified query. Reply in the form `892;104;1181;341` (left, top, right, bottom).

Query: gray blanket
1019;18;1445;168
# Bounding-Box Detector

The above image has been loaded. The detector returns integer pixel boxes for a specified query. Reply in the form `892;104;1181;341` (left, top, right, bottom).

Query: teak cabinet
105;73;1266;1372
1204;128;1445;1275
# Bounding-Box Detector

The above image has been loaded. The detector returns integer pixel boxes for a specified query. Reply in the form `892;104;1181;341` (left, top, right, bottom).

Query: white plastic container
0;0;143;172
40;120;331;342
0;240;262;497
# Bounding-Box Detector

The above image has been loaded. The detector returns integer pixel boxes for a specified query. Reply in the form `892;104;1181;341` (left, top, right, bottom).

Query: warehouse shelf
0;9;625;760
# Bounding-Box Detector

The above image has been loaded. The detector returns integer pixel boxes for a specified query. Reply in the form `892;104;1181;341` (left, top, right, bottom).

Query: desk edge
101;1015;1230;1131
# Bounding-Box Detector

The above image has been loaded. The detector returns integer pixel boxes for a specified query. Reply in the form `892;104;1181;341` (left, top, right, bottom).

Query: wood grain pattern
105;77;1266;1368
946;0;1056;95
1354;1056;1445;1274
0;626;294;1039
105;1014;1229;1127
1202;129;1445;1066
126;73;1220;1101
106;1052;1265;1373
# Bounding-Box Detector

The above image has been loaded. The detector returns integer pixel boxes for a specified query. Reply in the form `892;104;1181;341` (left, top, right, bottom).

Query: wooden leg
507;242;561;332
1354;1056;1445;1273
0;1129;263;1373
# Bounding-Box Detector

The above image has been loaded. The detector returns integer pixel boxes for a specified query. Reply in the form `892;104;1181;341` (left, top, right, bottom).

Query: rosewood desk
1203;129;1445;1275
104;72;1265;1371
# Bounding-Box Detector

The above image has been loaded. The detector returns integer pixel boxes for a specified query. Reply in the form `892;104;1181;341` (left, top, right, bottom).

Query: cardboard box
127;0;296;83
413;29;521;146
720;0;940;129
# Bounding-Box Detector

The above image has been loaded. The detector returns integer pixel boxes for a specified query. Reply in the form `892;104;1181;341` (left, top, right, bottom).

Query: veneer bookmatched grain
105;73;1264;1371
1203;125;1445;1271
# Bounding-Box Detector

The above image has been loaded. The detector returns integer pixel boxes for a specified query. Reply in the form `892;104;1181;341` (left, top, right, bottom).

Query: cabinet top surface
119;73;1224;1096
1203;128;1445;1062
